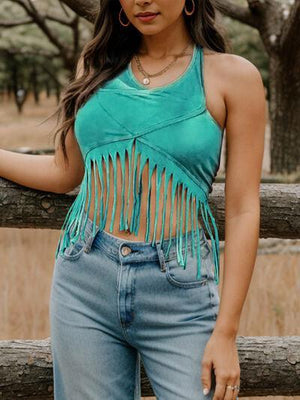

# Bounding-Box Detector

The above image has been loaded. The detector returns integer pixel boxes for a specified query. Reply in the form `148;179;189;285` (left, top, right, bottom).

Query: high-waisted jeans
49;210;220;400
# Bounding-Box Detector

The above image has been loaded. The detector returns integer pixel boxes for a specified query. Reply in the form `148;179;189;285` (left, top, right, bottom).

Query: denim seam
59;241;86;262
117;254;138;344
130;268;137;327
165;267;208;289
155;241;167;272
134;352;141;400
94;241;162;264
163;243;211;288
207;280;218;321
94;242;120;265
116;259;131;342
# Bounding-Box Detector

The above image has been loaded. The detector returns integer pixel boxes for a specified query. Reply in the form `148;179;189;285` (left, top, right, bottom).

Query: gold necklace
133;42;194;86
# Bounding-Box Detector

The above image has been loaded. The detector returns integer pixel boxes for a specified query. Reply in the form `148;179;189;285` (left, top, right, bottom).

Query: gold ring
226;384;240;390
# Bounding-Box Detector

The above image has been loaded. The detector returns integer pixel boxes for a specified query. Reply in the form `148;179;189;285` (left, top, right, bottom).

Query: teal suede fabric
55;44;224;285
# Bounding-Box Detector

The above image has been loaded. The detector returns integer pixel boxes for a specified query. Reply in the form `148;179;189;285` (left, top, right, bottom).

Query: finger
212;379;227;400
224;382;237;400
225;381;240;400
233;381;241;400
231;379;240;400
201;358;213;395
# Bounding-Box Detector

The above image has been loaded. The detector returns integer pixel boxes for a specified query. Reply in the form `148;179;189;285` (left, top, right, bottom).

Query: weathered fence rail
0;176;299;398
0;178;299;237
0;337;299;398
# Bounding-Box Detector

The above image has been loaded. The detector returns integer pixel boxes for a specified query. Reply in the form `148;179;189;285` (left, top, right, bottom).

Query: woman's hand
201;331;240;400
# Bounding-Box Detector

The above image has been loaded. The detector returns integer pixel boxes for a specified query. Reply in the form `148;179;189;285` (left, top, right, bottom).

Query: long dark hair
49;0;229;165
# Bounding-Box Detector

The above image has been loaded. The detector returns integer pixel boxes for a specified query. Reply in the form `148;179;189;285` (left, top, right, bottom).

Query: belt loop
83;232;95;253
155;241;167;272
83;218;101;253
202;226;209;246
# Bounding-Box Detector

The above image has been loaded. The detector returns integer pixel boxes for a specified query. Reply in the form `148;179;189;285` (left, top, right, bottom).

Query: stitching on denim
59;240;85;261
94;241;119;262
116;257;134;342
130;268;137;327
207;280;218;320
134;352;141;400
165;267;208;288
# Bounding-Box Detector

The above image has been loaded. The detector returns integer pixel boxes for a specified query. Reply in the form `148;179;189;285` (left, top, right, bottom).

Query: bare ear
75;54;84;79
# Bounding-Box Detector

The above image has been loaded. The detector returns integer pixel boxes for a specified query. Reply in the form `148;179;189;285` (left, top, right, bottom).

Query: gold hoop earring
119;8;130;27
184;0;195;16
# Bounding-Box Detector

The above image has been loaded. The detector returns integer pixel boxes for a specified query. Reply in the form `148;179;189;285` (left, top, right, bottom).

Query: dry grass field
0;93;299;400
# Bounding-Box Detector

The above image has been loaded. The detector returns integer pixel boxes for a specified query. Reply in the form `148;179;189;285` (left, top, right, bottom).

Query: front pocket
59;239;85;261
165;242;210;288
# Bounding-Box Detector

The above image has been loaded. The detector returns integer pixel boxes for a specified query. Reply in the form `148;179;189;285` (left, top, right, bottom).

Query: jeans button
121;245;132;256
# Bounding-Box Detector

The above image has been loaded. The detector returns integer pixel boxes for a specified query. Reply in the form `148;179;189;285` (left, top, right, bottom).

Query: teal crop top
55;43;224;285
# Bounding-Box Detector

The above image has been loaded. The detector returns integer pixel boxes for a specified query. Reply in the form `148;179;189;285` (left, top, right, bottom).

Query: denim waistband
74;210;209;264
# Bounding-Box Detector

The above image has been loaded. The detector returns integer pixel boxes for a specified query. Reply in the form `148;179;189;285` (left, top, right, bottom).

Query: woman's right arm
0;130;85;194
0;55;85;194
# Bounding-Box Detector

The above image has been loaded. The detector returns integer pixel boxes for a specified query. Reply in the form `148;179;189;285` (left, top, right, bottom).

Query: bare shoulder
202;47;264;100
223;53;263;91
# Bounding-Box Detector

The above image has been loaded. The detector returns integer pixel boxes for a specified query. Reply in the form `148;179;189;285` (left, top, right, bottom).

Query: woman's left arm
201;54;266;400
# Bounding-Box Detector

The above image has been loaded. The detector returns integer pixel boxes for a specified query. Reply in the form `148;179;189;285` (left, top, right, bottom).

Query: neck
138;19;193;59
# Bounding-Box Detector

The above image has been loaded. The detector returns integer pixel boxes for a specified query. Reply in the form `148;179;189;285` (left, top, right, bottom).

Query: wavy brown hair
48;0;229;165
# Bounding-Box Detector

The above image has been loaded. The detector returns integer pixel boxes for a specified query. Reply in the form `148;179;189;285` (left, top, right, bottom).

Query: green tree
0;0;92;111
215;0;300;174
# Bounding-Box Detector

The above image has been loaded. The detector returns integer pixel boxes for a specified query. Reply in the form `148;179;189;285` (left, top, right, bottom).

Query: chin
136;24;165;35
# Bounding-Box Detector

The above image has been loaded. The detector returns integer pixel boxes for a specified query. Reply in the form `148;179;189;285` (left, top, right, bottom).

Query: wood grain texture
0;179;299;239
0;336;299;398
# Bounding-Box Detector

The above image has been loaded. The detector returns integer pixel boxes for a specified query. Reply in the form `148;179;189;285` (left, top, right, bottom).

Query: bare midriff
84;141;201;242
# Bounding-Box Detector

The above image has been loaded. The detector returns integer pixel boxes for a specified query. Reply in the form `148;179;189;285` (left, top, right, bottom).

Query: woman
0;0;266;399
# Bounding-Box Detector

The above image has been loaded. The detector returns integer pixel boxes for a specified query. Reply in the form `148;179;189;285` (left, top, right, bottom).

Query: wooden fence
0;176;299;399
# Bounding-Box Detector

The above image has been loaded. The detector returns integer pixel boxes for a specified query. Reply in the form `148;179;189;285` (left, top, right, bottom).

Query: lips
136;12;159;17
135;12;159;22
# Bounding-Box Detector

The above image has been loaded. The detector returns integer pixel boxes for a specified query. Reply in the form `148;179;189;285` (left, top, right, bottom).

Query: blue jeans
50;211;220;399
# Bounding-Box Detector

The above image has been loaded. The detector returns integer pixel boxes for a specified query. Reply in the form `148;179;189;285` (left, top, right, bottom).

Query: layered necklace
132;42;194;86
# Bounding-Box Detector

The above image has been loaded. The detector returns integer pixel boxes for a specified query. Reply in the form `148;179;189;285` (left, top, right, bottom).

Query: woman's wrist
212;321;239;340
